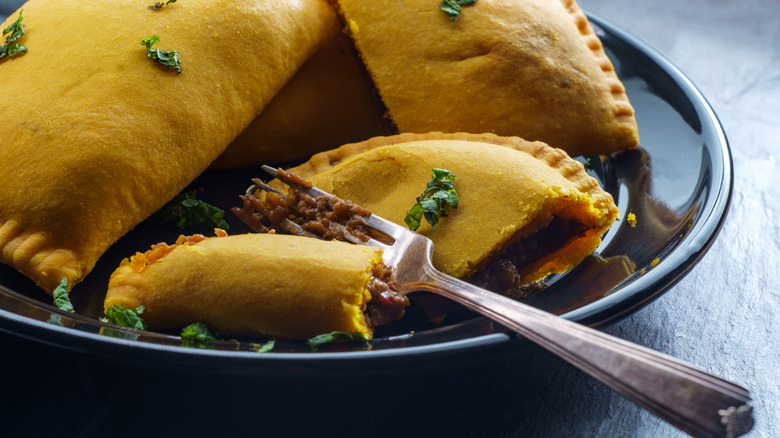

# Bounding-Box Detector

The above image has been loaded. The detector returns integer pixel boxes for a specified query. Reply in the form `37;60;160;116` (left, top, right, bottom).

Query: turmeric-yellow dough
335;0;639;157
282;132;619;284
0;0;337;293
211;32;390;170
104;233;383;339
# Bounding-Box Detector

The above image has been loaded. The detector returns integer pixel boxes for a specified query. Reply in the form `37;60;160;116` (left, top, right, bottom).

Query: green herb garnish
180;322;216;349
141;35;181;73
99;327;140;341
52;277;74;313
0;9;27;60
307;331;367;352
439;0;477;21
582;157;594;171
158;190;230;231
104;304;148;330
47;314;63;326
404;168;459;231
255;339;276;353
148;0;177;10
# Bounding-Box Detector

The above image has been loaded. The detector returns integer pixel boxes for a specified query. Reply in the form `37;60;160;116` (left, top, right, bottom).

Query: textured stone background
577;1;780;436
1;0;777;436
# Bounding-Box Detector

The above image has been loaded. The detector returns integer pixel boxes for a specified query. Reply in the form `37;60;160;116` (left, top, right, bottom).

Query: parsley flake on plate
158;189;230;231
103;304;148;330
52;277;75;313
307;331;367;352
255;339;276;353
180;322;216;349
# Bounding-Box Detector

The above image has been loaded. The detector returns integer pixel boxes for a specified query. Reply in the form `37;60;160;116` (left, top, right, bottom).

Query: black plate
0;12;732;372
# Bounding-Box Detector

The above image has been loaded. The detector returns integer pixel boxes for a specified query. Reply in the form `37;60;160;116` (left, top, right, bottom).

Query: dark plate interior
0;13;732;372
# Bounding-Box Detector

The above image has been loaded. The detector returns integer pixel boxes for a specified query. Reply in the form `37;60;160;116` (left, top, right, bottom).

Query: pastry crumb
627;212;637;227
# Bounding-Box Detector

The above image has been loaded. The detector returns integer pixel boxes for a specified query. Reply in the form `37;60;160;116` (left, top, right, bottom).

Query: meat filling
233;170;408;328
468;217;590;298
366;263;408;327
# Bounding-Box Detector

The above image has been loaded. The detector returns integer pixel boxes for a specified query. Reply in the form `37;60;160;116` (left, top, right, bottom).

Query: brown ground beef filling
232;171;408;328
467;217;590;299
366;263;408;327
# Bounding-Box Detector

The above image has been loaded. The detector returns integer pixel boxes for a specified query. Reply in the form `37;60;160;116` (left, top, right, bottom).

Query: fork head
252;165;439;287
358;212;439;286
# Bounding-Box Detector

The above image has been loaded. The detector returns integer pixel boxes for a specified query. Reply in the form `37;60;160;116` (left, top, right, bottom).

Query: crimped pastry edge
0;219;86;293
289;132;618;226
560;0;638;127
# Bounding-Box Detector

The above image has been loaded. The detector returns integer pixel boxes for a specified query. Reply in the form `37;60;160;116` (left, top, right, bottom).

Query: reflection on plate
0;12;732;372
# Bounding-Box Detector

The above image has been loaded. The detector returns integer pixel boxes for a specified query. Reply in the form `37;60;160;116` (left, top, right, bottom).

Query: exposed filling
234;170;374;243
233;170;590;323
233;170;408;329
122;229;229;273
467;216;590;299
366;263;408;328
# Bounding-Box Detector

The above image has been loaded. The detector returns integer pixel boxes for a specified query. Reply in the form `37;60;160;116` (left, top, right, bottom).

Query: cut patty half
104;231;407;339
274;132;619;294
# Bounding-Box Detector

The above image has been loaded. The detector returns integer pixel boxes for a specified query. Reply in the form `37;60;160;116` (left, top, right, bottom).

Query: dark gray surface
0;0;15;17
1;0;777;436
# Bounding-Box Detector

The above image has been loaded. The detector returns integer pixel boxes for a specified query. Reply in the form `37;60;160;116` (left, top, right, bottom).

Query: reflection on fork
248;165;753;438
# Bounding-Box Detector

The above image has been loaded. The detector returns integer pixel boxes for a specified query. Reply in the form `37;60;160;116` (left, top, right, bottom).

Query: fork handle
413;270;754;438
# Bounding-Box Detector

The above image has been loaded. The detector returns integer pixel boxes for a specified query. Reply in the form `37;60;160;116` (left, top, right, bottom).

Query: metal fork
258;165;753;438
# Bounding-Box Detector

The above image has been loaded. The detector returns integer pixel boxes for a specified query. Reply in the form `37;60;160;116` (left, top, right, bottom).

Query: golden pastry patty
0;0;337;293
280;132;619;285
104;232;397;339
335;0;639;156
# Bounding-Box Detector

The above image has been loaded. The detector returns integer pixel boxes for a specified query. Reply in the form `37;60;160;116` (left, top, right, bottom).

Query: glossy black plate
0;12;732;372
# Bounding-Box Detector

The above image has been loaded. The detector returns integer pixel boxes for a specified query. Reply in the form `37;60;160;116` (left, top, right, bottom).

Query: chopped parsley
439;0;477;22
158;189;230;231
141;35;182;73
148;0;177;10
52;278;74;313
582;157;594;170
47;314;63;326
99;328;141;341
103;304;148;330
1;9;27;60
180;322;216;349
307;331;367;352
255;339;276;353
404;168;459;231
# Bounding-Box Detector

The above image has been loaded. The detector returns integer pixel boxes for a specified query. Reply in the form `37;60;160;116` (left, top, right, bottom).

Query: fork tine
262;164;412;241
260;164;279;177
260;164;280;177
250;178;286;198
364;236;393;250
362;214;412;241
249;176;368;239
261;165;332;200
